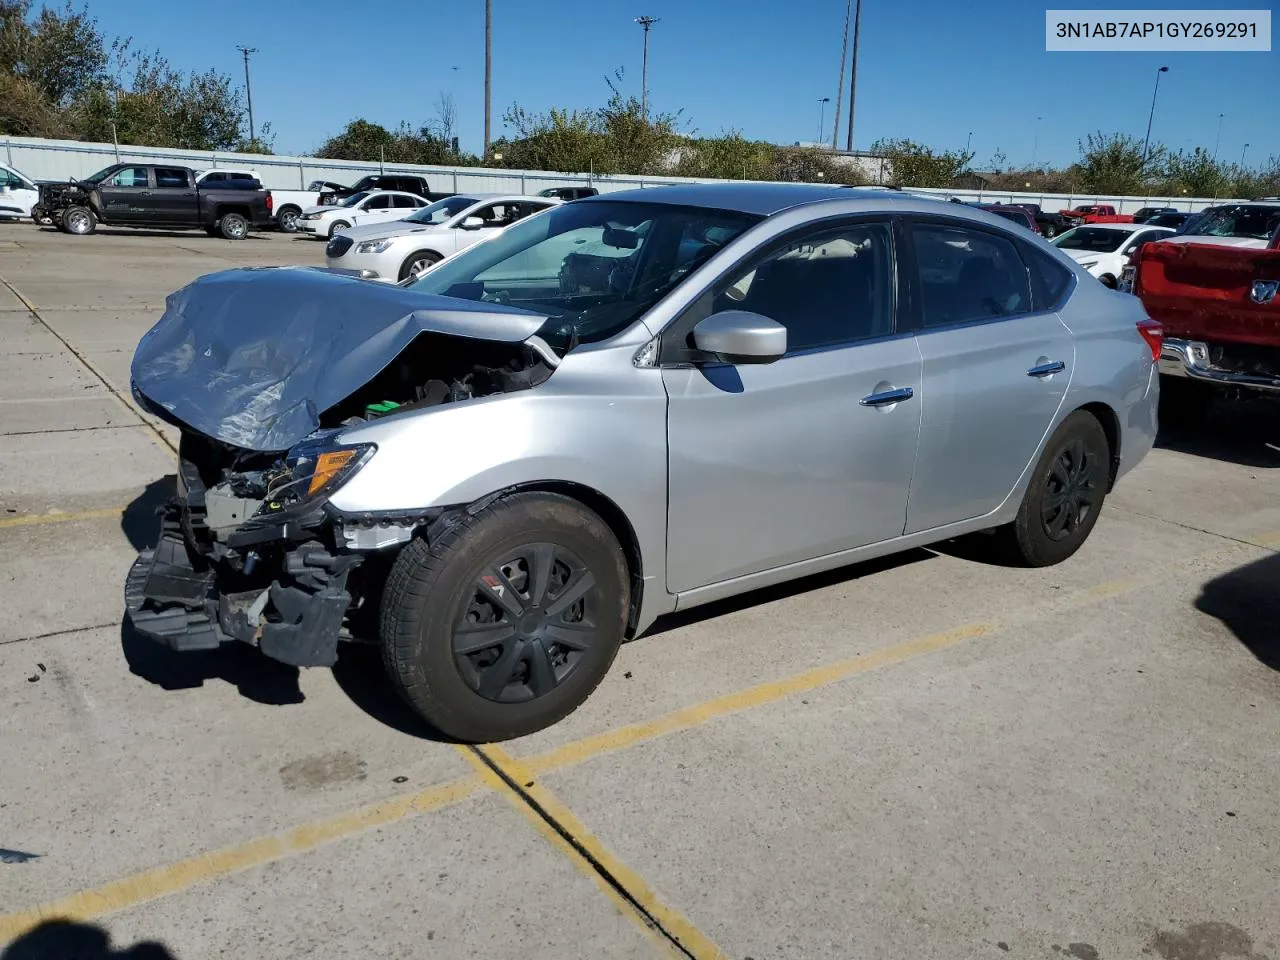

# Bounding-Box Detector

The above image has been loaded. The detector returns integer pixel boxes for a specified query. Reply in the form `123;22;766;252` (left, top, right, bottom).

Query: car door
353;192;397;226
391;193;424;222
151;167;198;223
662;218;922;593
96;166;153;222
0;167;38;217
902;217;1075;534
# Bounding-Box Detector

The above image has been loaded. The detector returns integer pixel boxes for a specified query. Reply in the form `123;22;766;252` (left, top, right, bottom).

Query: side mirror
459;216;485;230
691;310;787;365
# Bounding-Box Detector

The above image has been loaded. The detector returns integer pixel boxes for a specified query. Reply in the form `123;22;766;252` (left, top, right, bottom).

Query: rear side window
910;223;1033;328
155;168;189;188
365;194;394;209
1020;243;1074;311
391;194;418;208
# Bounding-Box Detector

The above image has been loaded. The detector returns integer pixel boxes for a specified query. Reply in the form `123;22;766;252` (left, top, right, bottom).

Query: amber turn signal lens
308;449;358;496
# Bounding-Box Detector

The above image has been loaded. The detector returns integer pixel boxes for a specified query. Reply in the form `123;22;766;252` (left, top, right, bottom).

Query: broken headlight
264;430;376;510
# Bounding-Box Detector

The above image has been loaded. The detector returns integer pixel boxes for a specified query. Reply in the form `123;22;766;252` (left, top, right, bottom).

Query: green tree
0;0;110;109
869;138;974;187
673;132;773;180
1077;132;1164;194
1162;147;1230;198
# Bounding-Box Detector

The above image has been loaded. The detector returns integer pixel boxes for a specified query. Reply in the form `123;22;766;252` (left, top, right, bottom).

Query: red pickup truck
1058;204;1136;227
1133;229;1280;420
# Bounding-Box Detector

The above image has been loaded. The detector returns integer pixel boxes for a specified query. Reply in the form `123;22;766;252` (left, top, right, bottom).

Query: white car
0;162;40;220
323;194;560;281
296;190;429;239
1051;223;1174;288
1156;202;1280;250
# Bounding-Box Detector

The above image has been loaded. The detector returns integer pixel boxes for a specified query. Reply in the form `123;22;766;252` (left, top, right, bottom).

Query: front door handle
1027;360;1066;378
860;386;915;407
138;190;151;197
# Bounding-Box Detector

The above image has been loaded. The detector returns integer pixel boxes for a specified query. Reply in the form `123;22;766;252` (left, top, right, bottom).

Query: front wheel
1041;223;1057;239
398;249;442;281
62;205;96;235
380;493;629;742
329;220;351;238
992;410;1111;567
1099;273;1118;289
218;213;248;240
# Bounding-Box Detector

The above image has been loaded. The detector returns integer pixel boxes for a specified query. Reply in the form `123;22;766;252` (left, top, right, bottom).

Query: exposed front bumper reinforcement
1159;337;1280;393
125;504;360;668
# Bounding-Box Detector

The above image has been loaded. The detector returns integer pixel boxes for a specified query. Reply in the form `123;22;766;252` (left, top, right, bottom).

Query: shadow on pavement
121;476;174;552
1156;398;1280;469
1195;552;1280;671
1;920;177;960
330;643;451;742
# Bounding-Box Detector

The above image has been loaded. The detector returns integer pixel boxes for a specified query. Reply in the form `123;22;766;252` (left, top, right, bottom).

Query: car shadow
0;919;178;960
1156;397;1280;469
330;643;452;741
38;226;273;242
1194;552;1280;671
121;475;175;552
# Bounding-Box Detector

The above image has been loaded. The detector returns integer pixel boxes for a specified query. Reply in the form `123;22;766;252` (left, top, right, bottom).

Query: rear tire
1099;273;1118;289
61;206;96;235
398;249;442;281
379;492;629;742
992;410;1111;567
218;212;248;240
276;206;301;233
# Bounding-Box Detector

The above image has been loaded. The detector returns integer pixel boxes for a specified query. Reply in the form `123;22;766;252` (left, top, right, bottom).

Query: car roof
582;182;891;216
1065;222;1150;232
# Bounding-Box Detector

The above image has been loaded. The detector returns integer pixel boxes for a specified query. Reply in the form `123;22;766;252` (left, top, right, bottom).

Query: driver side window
108;167;149;188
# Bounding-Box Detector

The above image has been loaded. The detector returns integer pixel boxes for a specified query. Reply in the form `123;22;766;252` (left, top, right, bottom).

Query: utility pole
1212;113;1224;161
844;0;862;152
1140;65;1169;170
965;130;973;154
831;0;852;150
1030;116;1042;170
483;0;492;159
635;16;659;121
1240;143;1250;168
817;97;830;144
236;46;258;145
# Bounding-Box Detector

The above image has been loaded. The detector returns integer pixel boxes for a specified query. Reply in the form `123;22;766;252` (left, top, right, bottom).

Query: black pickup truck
996;203;1072;239
317;173;453;207
35;163;274;239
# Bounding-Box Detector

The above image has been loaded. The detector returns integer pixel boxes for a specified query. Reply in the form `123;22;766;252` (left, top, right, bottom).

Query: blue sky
75;0;1278;168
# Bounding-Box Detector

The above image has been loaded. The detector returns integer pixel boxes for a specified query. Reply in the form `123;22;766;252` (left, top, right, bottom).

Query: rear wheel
218;213;248;240
380;493;629;742
276;206;301;233
992;410;1110;567
61;206;96;235
1099;273;1118;289
398;249;442;281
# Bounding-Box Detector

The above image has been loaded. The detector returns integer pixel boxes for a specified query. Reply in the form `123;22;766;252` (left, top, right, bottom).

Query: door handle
1027;360;1066;378
183;191;194;197
860;386;915;407
138;191;151;197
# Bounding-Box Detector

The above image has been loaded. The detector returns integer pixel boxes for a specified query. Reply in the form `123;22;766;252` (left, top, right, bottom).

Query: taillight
1136;317;1162;363
265;192;273;213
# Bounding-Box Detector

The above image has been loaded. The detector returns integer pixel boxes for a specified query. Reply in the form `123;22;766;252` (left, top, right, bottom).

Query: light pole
844;0;863;152
483;0;492;159
236;46;258;145
1213;112;1224;161
965;130;973;155
1140;65;1169;170
1241;143;1250;168
817;97;830;144
635;16;660;121
1030;116;1042;170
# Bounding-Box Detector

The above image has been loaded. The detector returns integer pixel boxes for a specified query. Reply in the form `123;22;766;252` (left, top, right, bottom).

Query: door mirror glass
692;310;787;364
460;215;485;230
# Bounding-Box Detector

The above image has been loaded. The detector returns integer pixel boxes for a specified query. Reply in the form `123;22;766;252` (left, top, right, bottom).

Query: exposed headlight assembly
264;429;376;511
355;238;395;254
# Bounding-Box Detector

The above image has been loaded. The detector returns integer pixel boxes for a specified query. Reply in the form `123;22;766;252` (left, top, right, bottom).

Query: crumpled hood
131;267;548;452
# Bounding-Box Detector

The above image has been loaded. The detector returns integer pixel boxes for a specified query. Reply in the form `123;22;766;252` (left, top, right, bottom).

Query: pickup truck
317;174;453;207
1133;227;1280;420
1058;204;1135;227
998;203;1071;238
192;168;340;233
36;163;273;239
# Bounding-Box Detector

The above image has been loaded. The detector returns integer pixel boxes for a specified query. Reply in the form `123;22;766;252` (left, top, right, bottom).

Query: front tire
61;205;96;235
398;249;442;281
1041;223;1057;239
218;212;248;240
1098;273;1118;289
993;410;1111;567
329;220;351;238
380;493;629;742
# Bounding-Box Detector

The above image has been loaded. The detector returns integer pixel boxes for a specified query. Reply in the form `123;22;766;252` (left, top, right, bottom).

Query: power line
236;46;258;145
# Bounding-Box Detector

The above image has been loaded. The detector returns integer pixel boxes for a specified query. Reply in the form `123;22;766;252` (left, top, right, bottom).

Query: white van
0;163;40;220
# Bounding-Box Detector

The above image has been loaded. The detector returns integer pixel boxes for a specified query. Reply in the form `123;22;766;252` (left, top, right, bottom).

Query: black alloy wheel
1040;436;1102;542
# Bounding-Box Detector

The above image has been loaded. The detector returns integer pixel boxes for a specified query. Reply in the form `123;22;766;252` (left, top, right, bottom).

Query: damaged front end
125;267;559;667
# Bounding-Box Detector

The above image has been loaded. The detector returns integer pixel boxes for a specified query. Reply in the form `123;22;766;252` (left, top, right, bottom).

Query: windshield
404;195;478;225
1179;204;1280;241
1052;227;1128;253
81;164;122;184
406;200;761;348
338;191;371;208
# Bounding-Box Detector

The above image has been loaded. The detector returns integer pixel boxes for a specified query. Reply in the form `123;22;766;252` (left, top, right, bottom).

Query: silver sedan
128;183;1160;742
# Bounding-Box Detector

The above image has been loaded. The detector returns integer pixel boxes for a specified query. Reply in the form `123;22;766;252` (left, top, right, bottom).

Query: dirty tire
61;205;96;235
1158;376;1214;427
1099;273;1118;289
991;410;1111;567
219;212;248;240
1042;223;1057;239
398;249;442;281
380;493;629;742
276;206;301;233
329;219;351;238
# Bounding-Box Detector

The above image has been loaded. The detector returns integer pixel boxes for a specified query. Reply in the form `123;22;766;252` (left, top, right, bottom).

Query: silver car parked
127;184;1161;742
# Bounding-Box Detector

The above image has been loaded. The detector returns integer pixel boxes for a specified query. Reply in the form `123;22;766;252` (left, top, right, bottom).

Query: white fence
2;134;1234;214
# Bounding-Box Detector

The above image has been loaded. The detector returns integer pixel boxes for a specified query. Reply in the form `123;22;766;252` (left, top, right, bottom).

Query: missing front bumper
124;506;360;668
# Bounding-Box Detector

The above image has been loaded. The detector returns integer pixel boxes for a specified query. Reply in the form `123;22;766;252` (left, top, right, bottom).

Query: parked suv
537;186;599;201
126;185;1159;742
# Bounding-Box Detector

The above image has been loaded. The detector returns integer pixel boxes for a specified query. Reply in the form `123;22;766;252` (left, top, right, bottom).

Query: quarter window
1019;242;1073;311
911;223;1032;328
711;222;895;352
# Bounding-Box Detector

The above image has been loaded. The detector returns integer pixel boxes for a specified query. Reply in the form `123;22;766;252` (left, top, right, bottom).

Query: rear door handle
1027;360;1066;378
860;386;914;407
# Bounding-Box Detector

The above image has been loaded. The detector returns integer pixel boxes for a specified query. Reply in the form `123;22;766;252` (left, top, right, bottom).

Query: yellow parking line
526;621;994;778
0;776;481;943
0;507;124;530
460;745;719;958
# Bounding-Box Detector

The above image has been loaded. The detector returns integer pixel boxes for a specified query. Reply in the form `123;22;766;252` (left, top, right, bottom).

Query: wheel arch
1075;400;1121;490
214;203;251;220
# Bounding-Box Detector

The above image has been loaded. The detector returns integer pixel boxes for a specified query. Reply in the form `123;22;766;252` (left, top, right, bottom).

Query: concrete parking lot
1;220;1278;960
